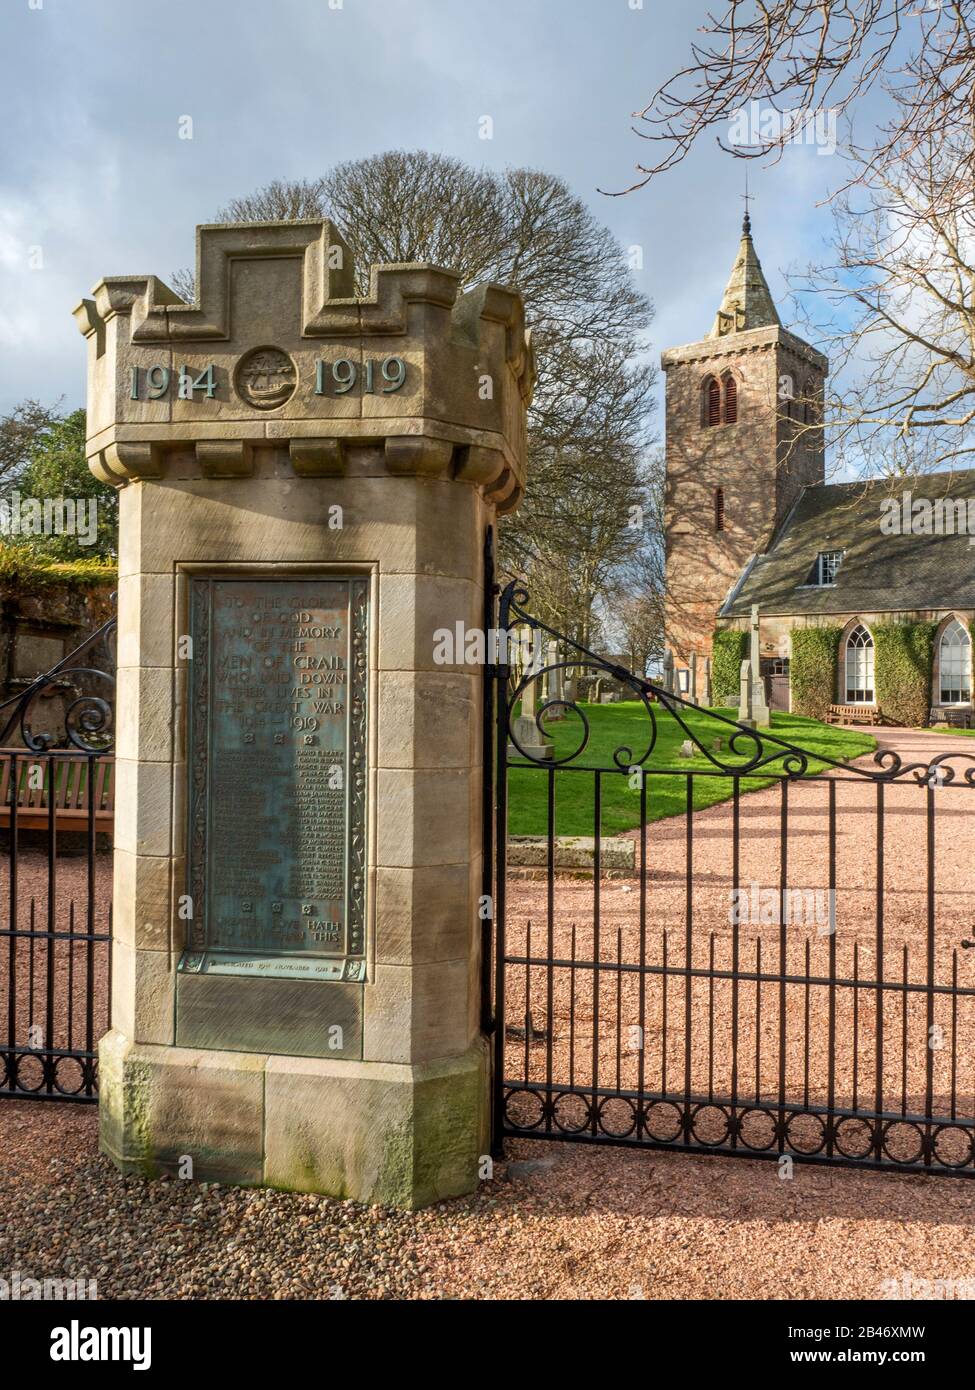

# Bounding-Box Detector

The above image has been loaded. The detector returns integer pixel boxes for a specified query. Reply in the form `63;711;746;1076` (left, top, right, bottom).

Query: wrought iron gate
488;579;975;1177
0;615;115;1103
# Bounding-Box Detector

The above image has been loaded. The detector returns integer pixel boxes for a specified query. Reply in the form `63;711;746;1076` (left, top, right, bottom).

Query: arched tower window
844;624;875;705
939;618;972;704
703;376;721;428
714;486;725;532
722;373;738;424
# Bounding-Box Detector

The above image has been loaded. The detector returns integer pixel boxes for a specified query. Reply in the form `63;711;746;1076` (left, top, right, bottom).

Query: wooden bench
825;703;884;726
930;707;974;729
0;749;115;834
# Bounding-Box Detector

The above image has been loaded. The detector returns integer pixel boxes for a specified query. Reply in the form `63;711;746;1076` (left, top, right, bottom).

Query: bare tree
616;0;975;195
219;177;329;223
784;119;975;478
602;459;666;676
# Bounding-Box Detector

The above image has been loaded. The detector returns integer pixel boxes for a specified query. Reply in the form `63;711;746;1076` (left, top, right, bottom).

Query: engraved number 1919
315;356;406;396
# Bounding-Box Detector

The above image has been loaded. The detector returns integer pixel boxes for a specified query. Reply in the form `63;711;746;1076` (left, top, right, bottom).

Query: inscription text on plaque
180;575;368;981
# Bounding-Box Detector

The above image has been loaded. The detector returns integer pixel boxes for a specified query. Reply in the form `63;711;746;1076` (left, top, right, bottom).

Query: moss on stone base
98;1031;490;1209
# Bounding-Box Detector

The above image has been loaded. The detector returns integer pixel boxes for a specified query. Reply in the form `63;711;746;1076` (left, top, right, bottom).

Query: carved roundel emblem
234;345;297;410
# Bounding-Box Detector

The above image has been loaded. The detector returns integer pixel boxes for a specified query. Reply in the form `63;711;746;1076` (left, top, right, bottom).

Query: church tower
662;212;828;674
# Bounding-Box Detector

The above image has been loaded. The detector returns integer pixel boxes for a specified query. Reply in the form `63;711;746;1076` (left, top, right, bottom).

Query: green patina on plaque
180;575;368;982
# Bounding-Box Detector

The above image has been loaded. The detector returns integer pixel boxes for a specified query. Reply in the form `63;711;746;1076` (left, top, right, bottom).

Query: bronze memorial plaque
179;575;368;983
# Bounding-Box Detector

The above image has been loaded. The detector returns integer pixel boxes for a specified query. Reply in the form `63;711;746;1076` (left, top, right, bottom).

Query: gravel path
1;1101;974;1299
0;727;973;1299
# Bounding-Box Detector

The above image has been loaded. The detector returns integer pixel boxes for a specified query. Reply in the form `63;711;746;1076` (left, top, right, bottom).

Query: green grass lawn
506;702;877;837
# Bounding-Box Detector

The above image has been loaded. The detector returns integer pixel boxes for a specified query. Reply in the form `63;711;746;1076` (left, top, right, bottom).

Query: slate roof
721;470;975;618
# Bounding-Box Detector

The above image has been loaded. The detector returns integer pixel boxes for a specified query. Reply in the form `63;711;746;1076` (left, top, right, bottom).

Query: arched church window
704;377;721;427
714;486;724;532
939;618;972;704
722;374;738;424
844;624;875;705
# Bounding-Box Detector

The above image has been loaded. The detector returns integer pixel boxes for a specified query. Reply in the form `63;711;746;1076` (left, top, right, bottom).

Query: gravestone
747;604;770;726
543;639;565;721
738;657;755;727
509;636;553;760
75;218;533;1207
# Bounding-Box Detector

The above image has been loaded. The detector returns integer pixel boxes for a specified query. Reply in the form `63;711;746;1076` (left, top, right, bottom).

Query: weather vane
741;171;753;233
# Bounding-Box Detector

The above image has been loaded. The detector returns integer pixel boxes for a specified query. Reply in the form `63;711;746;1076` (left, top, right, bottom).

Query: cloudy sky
1;0;859;418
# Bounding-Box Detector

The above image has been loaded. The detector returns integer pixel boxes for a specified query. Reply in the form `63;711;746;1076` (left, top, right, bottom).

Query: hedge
874;620;936;727
0;544;116;588
711;629;748;703
791;626;841;720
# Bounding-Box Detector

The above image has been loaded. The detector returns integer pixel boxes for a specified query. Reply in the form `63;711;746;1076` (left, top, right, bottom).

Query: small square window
809;550;843;586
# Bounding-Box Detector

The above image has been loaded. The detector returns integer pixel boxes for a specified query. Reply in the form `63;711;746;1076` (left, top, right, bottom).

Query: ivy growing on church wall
791;626;841;720
710;629;748;703
874;621;936;728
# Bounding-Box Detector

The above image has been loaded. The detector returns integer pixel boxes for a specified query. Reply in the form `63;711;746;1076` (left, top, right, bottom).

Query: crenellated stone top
73;219;535;513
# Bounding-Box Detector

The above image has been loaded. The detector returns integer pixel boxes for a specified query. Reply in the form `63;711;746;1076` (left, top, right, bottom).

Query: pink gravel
1;1101;974;1299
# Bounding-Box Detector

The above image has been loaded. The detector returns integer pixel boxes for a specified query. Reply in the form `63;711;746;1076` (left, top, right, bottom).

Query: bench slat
0;749;115;834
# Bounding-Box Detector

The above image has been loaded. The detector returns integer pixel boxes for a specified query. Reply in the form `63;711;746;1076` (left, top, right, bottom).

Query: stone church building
662;213;975;723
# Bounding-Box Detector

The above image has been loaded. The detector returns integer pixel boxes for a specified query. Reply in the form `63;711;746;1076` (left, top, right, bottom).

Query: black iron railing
0;612;116;1102
490;578;975;1177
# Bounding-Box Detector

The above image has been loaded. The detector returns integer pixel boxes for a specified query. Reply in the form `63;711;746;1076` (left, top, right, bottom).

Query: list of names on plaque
182;575;368;980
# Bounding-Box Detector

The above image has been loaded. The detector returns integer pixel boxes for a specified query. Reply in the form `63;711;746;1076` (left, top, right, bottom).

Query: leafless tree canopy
788;119;975;478
618;0;975;192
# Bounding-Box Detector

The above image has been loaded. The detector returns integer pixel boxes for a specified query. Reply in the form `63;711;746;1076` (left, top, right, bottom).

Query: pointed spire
708;212;780;339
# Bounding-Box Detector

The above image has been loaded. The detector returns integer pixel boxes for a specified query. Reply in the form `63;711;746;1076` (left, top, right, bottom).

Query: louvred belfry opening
723;374;737;423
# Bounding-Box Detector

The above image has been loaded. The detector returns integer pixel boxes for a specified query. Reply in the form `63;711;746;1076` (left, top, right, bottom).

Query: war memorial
74;218;533;1207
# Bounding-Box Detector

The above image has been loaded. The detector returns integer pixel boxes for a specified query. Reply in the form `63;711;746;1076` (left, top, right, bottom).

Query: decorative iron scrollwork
497;580;975;783
0;603;117;753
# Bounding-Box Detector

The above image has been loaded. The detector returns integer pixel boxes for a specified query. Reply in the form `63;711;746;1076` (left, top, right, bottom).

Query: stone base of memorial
79;219;532;1208
99;1033;489;1205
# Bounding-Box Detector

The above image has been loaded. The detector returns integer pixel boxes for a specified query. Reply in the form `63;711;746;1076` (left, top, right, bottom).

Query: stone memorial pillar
74;219;533;1208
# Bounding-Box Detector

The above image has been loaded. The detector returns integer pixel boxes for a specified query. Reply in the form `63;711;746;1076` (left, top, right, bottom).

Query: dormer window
809;550;843;586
